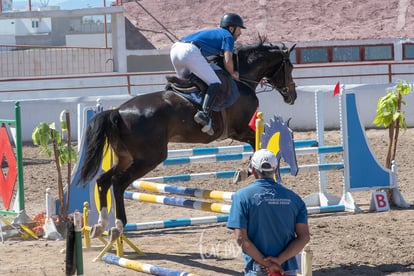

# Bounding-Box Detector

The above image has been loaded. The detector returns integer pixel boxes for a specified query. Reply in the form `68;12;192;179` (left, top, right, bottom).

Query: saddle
165;70;239;112
165;74;208;94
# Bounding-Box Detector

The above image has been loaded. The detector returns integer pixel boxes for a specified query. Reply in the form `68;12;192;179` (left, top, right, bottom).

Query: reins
236;78;274;94
235;46;291;93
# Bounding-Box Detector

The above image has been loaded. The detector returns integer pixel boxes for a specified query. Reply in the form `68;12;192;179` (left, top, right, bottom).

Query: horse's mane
234;34;289;68
235;34;286;54
211;34;288;69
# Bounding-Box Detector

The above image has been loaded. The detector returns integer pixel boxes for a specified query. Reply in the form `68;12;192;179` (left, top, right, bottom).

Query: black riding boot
194;83;220;135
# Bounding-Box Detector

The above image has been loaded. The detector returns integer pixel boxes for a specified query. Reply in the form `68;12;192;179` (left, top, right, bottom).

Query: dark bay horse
79;40;297;239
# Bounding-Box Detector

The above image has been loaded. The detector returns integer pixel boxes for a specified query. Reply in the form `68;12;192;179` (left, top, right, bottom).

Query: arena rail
1;61;414;99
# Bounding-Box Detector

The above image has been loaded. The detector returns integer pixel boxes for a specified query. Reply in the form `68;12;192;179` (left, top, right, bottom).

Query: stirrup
194;111;209;125
194;111;214;135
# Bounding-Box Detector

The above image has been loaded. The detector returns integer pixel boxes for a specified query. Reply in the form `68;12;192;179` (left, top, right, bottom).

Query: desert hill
122;0;413;49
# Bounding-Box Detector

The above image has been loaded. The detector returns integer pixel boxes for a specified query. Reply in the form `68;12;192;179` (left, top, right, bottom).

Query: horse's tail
79;109;120;187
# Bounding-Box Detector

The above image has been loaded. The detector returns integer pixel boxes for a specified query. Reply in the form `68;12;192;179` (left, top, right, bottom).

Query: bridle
263;50;294;95
235;46;293;94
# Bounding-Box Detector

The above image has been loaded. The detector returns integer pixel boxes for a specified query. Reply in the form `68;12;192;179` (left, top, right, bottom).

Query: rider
170;13;245;135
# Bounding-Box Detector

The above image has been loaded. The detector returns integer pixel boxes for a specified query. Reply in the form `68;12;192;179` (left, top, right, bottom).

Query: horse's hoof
202;126;214;136
108;227;121;241
90;224;105;238
201;123;214;135
233;169;249;184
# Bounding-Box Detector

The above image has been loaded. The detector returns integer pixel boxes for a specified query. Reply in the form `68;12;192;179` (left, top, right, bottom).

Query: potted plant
372;80;413;205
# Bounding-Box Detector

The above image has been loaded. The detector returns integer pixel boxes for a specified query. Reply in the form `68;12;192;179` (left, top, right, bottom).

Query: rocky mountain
122;0;413;50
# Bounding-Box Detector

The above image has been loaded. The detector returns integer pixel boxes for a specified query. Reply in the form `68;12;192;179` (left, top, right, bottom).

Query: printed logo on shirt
253;189;291;206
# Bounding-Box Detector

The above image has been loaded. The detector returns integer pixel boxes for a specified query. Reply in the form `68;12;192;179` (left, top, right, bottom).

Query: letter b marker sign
370;191;390;212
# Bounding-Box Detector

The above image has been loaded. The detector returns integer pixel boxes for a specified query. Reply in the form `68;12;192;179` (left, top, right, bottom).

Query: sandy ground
0;127;413;276
1;1;413;275
0;0;414;276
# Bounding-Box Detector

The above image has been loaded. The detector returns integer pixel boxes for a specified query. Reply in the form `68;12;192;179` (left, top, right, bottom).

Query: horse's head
236;40;297;105
261;115;299;181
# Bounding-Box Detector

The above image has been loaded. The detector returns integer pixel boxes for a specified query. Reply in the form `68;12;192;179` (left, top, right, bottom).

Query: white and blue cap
250;149;278;172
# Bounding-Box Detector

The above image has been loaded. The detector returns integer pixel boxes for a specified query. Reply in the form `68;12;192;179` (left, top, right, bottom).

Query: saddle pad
176;73;240;112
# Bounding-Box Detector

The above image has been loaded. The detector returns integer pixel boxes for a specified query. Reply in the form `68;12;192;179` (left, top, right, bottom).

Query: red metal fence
0;44;113;77
1;43;414;99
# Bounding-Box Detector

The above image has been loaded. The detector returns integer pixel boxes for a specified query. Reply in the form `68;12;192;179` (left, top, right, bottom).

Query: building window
32;20;39;28
300;48;328;63
333;46;360;62
289;49;296;64
293;43;397;64
403;44;414;59
364;45;393;61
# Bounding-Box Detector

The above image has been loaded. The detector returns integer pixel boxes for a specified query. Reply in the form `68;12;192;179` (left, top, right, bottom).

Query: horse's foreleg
90;169;114;238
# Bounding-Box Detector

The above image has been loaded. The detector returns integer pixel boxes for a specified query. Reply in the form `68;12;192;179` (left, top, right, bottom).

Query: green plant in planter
32;112;77;222
373;80;413;204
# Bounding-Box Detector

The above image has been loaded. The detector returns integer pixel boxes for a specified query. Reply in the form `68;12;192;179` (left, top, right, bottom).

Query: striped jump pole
307;204;346;214
124;215;229;232
162;152;252;166
141;164;343;184
140;170;237;183
124;191;231;214
102;254;200;276
280;162;344;174
123;203;346;232
130;180;234;202
163;140;321;167
167;144;253;158
166;139;319;158
141;145;344;184
295;145;343;154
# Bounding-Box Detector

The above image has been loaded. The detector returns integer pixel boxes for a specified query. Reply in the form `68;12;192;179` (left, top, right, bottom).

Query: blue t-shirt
227;178;308;273
181;28;234;57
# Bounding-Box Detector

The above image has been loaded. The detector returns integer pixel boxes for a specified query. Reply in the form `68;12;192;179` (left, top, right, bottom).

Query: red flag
333;81;340;96
248;109;258;131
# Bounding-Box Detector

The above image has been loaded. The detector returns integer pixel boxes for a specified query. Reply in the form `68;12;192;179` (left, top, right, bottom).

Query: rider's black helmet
220;13;246;29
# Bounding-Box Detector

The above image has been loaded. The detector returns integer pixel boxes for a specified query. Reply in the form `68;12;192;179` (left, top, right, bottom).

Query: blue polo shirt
181;28;234;57
227;178;308;273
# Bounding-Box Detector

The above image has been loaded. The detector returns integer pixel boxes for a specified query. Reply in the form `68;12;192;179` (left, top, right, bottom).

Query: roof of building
123;0;413;50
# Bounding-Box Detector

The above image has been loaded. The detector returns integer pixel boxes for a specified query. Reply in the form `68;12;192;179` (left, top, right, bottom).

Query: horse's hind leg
109;158;164;238
89;168;114;238
107;175;131;241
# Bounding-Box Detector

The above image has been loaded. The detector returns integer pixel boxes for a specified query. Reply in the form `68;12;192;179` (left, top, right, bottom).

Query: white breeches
170;42;221;85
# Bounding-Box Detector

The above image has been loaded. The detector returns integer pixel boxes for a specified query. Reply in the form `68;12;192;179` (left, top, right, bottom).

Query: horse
78;39;297;239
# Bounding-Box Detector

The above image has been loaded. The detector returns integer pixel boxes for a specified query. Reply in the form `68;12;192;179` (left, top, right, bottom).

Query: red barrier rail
1;59;414;98
0;44;113;78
